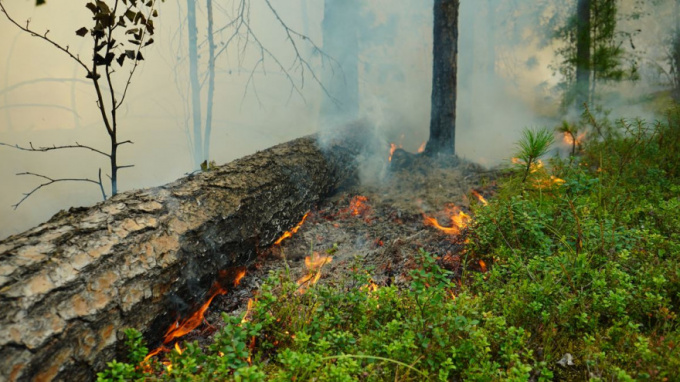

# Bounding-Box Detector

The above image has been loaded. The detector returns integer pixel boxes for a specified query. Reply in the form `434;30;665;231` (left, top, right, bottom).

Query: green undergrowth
99;109;680;381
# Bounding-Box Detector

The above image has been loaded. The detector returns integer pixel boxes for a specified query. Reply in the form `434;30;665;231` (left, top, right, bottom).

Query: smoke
0;0;677;239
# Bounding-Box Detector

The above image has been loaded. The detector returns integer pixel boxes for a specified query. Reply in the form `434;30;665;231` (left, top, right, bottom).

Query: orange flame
563;131;586;146
361;280;380;293
297;252;332;292
479;260;487;273
534;175;566;189
274;212;309;245
512;158;544;173
233;269;247;287
241;298;254;324
162;283;227;344
417;142;426;153
423;205;471;236
174;342;183;355
471;190;488;206
388;143;400;162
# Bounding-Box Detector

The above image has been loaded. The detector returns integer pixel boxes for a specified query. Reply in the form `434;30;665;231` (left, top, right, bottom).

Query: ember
347;195;370;216
274;212;309;245
423;204;471;236
479;260;487;273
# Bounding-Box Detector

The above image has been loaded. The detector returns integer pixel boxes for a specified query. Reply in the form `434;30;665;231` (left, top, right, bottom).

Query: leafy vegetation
100;108;680;381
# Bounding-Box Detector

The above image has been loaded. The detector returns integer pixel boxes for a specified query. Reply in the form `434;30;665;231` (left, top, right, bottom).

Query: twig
0;2;90;73
13;171;106;209
0;141;110;158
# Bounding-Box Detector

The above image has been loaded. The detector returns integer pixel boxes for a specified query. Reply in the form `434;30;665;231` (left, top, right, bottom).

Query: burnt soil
161;151;500;356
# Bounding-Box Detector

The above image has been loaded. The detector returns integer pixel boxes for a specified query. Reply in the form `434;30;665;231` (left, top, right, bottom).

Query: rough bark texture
0;131;366;381
426;0;459;156
575;0;591;109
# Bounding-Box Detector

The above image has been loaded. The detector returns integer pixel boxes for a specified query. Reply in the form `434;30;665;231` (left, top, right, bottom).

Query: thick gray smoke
0;0;676;239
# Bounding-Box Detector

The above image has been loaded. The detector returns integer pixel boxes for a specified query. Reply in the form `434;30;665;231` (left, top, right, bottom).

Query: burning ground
140;154;499;371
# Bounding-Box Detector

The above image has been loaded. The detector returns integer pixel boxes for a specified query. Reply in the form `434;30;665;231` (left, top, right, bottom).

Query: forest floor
188;152;499;349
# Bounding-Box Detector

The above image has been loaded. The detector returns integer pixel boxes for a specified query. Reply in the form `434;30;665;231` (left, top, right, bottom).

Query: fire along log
0;125;374;382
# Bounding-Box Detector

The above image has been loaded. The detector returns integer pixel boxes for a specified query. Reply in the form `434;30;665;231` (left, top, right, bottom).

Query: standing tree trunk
187;0;203;169
320;0;360;127
673;0;680;102
575;0;591;110
203;0;216;163
426;0;459;156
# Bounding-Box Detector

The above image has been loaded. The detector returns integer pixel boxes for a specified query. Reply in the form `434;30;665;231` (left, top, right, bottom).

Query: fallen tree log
0;127;371;381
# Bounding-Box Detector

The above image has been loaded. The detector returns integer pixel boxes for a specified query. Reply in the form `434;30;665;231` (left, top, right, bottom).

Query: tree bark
426;0;459;156
0;128;369;381
575;0;591;110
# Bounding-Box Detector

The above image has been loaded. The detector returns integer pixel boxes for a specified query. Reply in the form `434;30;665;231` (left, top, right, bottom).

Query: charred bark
0;129;368;381
426;0;459;156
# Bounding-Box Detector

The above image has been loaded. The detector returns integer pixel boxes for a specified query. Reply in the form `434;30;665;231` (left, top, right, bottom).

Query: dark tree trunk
673;0;680;102
321;0;360;127
0;127;372;381
426;0;459;156
575;0;591;110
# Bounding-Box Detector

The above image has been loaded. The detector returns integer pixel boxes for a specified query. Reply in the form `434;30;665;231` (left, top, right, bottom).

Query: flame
361;280;380;293
162;283;227;344
512;158;544;173
417;142;426;153
241;298;254;324
534;175;566;189
174;343;183;355
563;131;586;146
479;260;487;273
297;252;332;292
423;205;471;236
471;190;488;206
233;269;247;287
274;212;309;245
143;346;167;363
388;143;404;162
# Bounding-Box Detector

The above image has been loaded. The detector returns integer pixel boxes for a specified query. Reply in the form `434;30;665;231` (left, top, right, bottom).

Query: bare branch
0;2;90;73
12;172;105;209
0;141;110;158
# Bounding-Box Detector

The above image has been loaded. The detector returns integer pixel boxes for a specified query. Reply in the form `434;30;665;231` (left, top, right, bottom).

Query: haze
0;0;673;239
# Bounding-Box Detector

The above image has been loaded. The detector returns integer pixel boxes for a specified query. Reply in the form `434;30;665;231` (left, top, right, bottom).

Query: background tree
0;0;161;207
174;0;333;170
425;0;459;156
671;0;680;101
555;0;639;111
